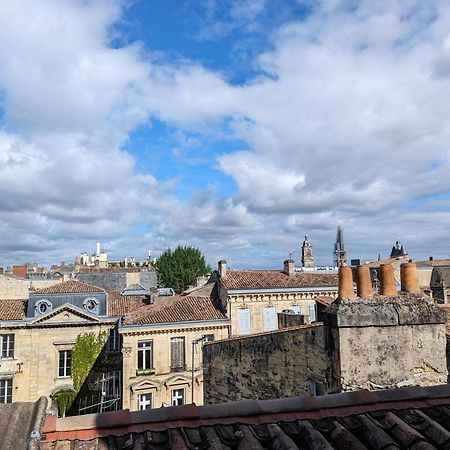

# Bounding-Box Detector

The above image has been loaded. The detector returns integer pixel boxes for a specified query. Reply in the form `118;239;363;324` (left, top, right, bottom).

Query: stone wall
0;274;59;300
203;323;328;404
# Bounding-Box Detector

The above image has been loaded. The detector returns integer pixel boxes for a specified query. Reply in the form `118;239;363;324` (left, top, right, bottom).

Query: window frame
58;349;72;378
0;334;14;359
170;337;185;371
138;392;152;411
171;388;185;406
137;340;153;371
0;379;12;403
108;328;121;353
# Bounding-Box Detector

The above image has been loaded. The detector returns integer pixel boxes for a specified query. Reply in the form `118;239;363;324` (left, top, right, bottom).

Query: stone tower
333;226;347;267
301;235;314;268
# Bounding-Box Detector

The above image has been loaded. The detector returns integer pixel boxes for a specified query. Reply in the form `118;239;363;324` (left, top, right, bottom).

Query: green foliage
155;245;211;293
52;389;76;418
72;331;106;391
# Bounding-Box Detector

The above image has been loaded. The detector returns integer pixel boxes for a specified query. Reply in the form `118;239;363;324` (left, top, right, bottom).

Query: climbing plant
52;389;76;418
72;331;107;391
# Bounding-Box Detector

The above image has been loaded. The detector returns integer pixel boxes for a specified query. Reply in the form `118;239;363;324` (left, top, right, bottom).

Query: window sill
170;366;186;372
136;369;155;376
0;357;15;360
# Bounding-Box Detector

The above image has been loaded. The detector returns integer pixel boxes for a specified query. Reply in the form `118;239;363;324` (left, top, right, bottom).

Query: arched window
35;299;52;316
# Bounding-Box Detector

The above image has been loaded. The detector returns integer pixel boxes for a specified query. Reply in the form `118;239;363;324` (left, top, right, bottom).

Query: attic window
83;297;99;314
35;299;52;316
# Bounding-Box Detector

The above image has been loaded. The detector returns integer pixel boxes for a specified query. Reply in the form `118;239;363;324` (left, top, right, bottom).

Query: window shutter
237;308;251;335
309;303;317;322
264;306;277;331
171;338;185;369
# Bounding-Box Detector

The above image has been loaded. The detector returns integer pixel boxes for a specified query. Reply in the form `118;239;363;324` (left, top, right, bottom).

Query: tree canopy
155;245;212;293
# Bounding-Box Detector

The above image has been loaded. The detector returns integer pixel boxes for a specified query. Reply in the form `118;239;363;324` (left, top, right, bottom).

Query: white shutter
264;306;278;331
309;303;317;322
291;305;301;314
237;308;251;335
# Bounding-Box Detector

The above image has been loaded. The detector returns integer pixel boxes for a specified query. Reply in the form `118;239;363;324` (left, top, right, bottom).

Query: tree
155;246;212;293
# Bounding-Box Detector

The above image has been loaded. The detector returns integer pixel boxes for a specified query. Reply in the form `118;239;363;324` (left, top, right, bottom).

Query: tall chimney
338;265;355;299
379;264;397;296
284;259;295;277
218;260;227;279
96;242;101;256
400;262;420;294
356;265;373;299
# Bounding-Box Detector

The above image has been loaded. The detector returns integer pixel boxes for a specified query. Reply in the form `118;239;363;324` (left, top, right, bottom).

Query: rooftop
41;384;450;449
107;291;149;317
31;280;105;295
123;294;227;326
0;298;27;320
221;270;338;290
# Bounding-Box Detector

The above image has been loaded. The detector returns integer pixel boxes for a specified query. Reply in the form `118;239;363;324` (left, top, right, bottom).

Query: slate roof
0;396;47;449
32;280;105;295
41;384;450;449
0;298;27;320
221;270;338;290
107;291;150;317
430;266;450;287
123;295;227;325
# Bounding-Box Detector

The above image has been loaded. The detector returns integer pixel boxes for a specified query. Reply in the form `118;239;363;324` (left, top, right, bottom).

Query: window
137;340;153;370
171;388;185;406
170;337;185;371
35;299;52;316
138;393;152;410
0;334;14;359
237;308;251;335
108;328;120;353
105;370;121;399
202;334;215;343
0;379;12;403
58;350;72;378
83;297;99;314
309;303;317;322
264;306;278;331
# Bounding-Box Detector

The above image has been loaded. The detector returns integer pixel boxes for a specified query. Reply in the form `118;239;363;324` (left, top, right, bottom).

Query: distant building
390;240;408;258
333;226;347;267
301;235;314;268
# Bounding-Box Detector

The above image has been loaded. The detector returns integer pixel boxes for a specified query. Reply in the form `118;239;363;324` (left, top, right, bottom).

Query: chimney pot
338;266;355;299
356;265;373;299
379;264;397;296
429;256;434;261
218;260;227;279
284;259;295;276
400;262;420;294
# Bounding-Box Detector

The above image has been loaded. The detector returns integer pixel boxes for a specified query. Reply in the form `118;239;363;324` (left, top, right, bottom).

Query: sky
1;0;450;269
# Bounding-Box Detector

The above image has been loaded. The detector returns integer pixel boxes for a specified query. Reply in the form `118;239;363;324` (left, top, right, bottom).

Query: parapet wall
203;324;329;404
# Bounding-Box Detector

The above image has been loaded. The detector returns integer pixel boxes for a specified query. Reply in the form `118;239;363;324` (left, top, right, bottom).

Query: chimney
96;242;101;256
283;259;295;277
379;264;397;296
429;256;434;261
356;265;373;298
338;265;355;299
400;262;420;294
218;260;227;279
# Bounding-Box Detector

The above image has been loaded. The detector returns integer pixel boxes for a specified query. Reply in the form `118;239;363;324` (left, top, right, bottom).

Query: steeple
301;234;314;268
390;240;408;259
333;226;347;267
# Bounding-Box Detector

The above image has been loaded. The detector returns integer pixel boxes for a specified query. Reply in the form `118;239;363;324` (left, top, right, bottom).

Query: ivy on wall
52;331;107;417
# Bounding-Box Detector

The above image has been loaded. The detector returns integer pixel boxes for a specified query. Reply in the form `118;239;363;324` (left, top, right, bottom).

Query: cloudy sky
0;0;449;269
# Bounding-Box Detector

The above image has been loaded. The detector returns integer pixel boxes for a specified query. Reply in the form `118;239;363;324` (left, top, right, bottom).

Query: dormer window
83;297;99;314
35;299;52;316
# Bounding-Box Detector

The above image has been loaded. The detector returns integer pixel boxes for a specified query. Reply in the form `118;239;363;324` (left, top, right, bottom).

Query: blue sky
0;0;450;269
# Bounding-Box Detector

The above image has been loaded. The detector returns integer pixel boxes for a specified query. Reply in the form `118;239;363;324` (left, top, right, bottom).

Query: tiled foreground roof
32;280;105;294
124;295;227;325
0;396;47;449
41;384;450;449
0;298;27;320
107;291;150;317
222;270;338;290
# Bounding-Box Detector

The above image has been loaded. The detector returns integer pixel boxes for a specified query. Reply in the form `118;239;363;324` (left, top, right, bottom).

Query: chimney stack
338;265;355;299
218;260;227;279
284;259;295;277
400;262;420;294
356;265;373;298
379;264;397;296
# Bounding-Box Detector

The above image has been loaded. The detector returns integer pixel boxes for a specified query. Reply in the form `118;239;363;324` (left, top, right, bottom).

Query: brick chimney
283;259;295;277
379;263;397;296
356;265;373;298
218;260;227;279
338;265;355;299
400;262;420;294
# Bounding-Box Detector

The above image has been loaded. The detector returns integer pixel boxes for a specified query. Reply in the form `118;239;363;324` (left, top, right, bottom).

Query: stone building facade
203;263;448;403
0;273;60;300
208;259;338;336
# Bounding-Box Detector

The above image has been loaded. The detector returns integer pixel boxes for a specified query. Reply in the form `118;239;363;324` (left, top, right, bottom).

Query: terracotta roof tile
124;295;227;325
221;270;338;290
107;292;149;317
41;385;450;449
0;299;27;320
314;296;335;306
32;280;105;295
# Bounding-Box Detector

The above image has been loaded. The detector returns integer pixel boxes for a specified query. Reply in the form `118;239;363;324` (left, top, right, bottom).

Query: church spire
301;234;314;268
333;226;347;267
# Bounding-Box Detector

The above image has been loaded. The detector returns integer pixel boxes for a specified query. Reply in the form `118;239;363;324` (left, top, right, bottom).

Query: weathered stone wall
0;274;59;300
203;324;328;404
76;270;157;292
323;293;448;391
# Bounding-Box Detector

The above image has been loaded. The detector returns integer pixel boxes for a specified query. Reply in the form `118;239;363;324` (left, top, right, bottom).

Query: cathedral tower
301;234;314;268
